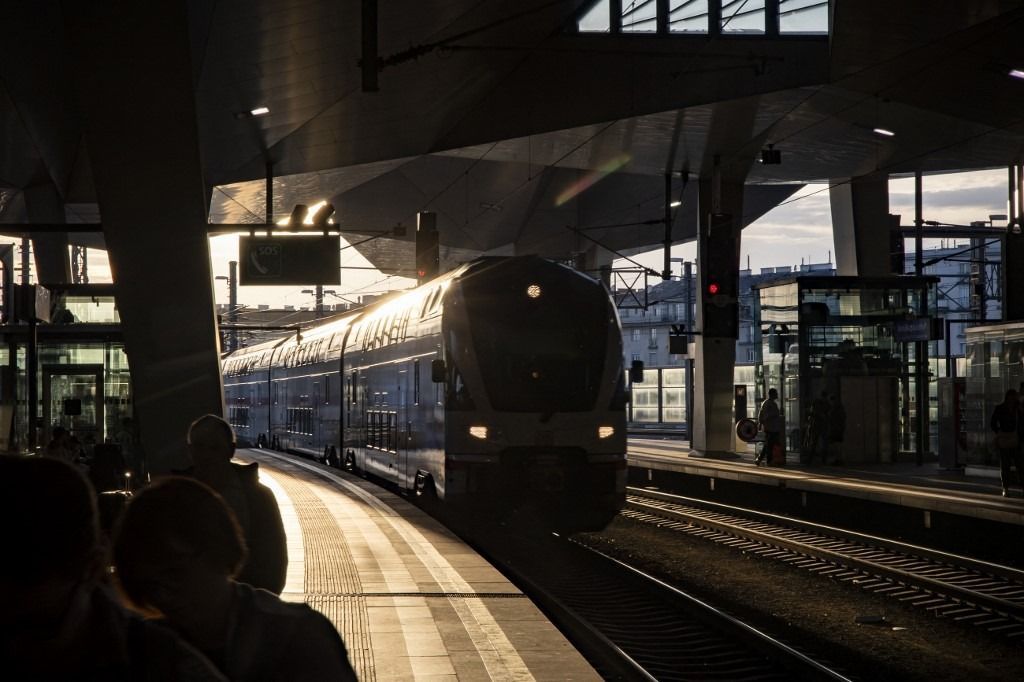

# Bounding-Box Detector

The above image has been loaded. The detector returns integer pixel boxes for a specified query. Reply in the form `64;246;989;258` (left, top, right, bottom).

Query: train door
42;364;104;456
397;363;410;491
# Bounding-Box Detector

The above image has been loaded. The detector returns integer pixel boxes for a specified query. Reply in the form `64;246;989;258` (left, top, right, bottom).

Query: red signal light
707;282;720;295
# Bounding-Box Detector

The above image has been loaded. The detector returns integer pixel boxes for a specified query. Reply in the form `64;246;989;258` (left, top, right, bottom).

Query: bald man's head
187;414;235;465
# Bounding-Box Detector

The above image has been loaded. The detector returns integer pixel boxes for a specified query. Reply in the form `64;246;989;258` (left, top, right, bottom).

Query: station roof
2;1;1023;270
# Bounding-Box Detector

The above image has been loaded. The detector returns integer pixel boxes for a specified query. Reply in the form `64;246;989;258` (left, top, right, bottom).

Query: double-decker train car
222;255;627;530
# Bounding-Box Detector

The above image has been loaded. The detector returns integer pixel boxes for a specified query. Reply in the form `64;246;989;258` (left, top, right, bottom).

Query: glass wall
757;277;936;463
0;340;132;455
964;322;1024;466
627;364;756;431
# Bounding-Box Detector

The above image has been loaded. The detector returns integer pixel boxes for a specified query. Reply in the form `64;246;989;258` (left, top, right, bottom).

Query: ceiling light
287;204;308;226
872;127;895;137
1009;69;1024;80
250;106;270;116
670;200;682;207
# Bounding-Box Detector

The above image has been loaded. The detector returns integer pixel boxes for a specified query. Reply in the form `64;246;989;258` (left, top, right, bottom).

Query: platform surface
239;448;599;681
628;438;1024;526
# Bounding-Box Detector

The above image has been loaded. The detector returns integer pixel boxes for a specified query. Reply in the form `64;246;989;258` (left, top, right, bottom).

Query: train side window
413;359;421;405
349;371;357;404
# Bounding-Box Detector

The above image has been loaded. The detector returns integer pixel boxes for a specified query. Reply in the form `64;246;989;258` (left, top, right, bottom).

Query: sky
6;168;1011;308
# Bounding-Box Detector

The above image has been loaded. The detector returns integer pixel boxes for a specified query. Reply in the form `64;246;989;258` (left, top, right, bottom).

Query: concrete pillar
691;177;743;455
23;183;72;285
829;174;893;276
64;0;223;473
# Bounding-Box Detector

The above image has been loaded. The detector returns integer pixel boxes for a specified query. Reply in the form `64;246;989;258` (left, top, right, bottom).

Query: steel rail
625;488;1024;637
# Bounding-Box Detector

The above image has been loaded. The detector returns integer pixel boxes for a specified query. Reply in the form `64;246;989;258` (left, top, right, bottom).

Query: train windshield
462;259;609;412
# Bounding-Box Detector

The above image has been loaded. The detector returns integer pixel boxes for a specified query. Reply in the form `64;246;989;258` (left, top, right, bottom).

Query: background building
616;261;835;433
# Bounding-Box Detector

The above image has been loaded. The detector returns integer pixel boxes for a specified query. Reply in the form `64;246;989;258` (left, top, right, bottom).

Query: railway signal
700;213;739;338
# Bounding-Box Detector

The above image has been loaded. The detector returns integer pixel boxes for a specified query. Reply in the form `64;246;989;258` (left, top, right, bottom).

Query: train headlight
598;426;615;439
526;284;542;299
469;426;488;439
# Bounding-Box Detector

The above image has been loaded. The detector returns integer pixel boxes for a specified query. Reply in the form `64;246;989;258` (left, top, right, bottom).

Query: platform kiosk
0;284;134;460
754;276;938;465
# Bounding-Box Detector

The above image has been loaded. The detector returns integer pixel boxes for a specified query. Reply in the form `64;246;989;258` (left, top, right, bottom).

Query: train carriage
222;255;627;531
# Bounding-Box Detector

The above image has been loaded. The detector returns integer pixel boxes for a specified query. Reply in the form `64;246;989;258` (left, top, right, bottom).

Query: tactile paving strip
271;468;375;680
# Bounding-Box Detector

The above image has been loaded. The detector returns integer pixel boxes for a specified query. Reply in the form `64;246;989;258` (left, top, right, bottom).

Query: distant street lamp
301;285;337;318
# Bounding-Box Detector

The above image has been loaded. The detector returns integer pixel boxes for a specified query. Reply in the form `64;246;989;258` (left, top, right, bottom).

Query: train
222;255;627;530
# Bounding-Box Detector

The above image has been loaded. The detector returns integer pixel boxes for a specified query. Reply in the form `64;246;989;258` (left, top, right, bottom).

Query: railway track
625;487;1024;640
461;518;853;681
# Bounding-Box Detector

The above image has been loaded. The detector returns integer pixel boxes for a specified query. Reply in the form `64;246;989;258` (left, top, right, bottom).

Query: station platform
628;438;1024;527
236;448;599;682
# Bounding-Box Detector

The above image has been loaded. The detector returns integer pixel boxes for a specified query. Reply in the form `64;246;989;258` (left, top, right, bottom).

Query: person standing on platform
185;414;287;594
0;456;227;681
991;389;1022;497
803;391;830;465
113;477;358;682
756;388;783;466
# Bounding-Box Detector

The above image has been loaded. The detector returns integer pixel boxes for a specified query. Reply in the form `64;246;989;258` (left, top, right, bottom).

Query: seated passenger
112;477;358;682
0;455;226;681
184;414;287;594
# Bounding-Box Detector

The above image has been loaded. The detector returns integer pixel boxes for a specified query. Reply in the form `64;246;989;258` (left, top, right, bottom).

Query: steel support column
829;174;892;276
692;176;743;455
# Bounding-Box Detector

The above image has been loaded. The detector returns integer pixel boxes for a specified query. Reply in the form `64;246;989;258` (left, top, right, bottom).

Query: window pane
578;0;611;32
669;0;709;33
622;0;657;33
779;0;828;34
721;0;765;33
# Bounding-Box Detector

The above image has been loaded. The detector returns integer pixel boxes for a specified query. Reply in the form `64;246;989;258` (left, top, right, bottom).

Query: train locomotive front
437;256;627;531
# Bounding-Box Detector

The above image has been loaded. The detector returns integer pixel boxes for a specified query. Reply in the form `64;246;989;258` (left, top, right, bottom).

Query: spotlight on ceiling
872;127;896;137
308;202;335;228
759;144;781;165
287;204;308;227
1009;68;1024;80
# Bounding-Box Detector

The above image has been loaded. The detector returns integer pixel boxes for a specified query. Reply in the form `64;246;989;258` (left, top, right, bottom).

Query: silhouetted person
44;425;74;463
113;477;358;681
991;389;1022;497
0;455;226;680
803;391;830;465
186;414;287;593
756;388;783;466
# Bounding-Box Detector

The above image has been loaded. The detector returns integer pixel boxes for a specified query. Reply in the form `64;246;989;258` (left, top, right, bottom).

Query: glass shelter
963;322;1024;468
0;284;134;457
755;276;938;464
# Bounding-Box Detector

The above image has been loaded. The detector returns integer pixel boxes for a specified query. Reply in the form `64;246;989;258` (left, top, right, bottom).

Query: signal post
692;176;743;456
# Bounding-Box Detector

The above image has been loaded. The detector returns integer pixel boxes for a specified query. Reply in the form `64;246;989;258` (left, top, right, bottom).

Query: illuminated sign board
238;236;340;285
